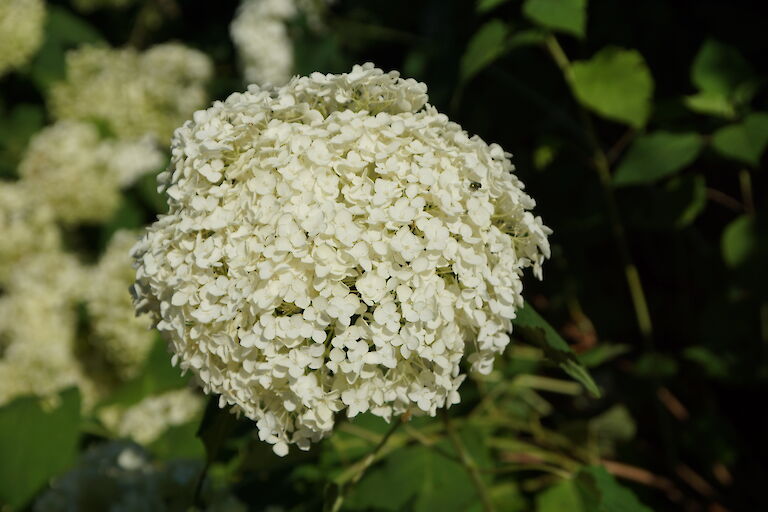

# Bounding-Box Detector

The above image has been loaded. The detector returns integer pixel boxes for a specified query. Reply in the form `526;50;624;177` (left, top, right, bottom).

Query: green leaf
570;47;654;128
474;483;528;512
508;29;548;49
711;113;768;166
721;214;756;268
28;5;103;90
150;420;205;461
614;132;703;186
590;406;636;456
673;175;708;228
538;466;651;512
578;344;630;368
349;444;479;512
691;39;754;98
683;347;730;379
575;466;653;512
477;0;511;13
537;479;585;512
523;0;587;38
512;302;600;397
460;19;510;83
0;389;81;509
633;352;678;379
684;91;735;119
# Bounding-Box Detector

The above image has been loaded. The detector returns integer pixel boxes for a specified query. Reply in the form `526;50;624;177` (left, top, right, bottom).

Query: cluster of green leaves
449;0;767;509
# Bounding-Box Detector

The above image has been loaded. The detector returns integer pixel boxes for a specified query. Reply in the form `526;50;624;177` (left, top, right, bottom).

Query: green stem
544;35;654;344
739;169;755;215
442;411;496;512
327;417;404;512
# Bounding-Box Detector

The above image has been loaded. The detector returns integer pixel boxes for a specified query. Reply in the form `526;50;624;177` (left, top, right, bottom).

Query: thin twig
327;416;404;512
544;35;654;345
739;169;755;215
442;411;496;512
706;188;745;212
675;464;717;498
484;463;572;479
601;459;683;502
606;127;637;165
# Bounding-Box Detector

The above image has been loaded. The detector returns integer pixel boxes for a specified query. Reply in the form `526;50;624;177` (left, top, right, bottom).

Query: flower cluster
133;63;551;455
230;0;297;86
0;252;86;406
99;388;205;444
19;121;163;224
0;0;45;76
86;231;157;380
0;183;59;282
34;441;245;512
230;0;332;85
0;37;211;423
50;43;213;142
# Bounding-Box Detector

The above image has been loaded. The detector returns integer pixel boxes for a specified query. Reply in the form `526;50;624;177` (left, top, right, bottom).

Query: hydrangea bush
2;0;747;509
132;63;551;455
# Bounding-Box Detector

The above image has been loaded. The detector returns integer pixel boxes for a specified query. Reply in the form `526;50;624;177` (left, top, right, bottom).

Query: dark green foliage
513;302;601;397
0;389;81;509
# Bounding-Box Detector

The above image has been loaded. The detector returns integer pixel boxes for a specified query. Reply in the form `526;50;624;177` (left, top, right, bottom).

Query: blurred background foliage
1;0;767;511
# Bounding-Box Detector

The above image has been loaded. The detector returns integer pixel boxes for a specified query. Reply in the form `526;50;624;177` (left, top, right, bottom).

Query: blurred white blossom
50;43;213;142
132;63;551;455
0;0;45;76
86;231;156;380
231;0;297;86
19;121;163;224
99;388;204;444
230;0;333;85
0;252;86;406
0;183;60;283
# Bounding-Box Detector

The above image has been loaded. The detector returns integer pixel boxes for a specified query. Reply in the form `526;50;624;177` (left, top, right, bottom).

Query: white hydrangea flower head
0;252;86;406
0;182;60;283
34;441;246;512
132;63;551;455
231;0;297;86
86;231;156;380
99;388;205;444
50;43;213;142
0;0;45;76
19;121;163;224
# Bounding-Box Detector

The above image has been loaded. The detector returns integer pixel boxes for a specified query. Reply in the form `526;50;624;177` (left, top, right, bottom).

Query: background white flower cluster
132;63;551;455
0;12;221;435
0;0;45;77
230;0;334;86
